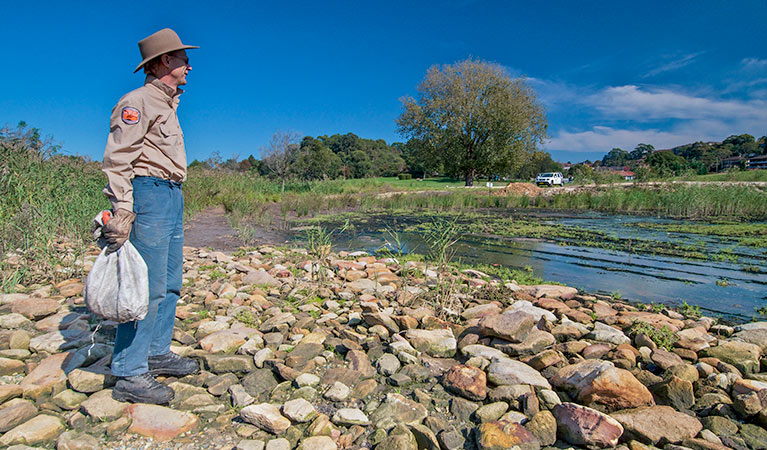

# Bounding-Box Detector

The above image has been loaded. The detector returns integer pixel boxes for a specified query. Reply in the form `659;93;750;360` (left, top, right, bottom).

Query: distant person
101;28;199;404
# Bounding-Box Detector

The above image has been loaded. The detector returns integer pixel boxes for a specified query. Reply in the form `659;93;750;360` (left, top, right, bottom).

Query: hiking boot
112;373;174;404
148;351;199;377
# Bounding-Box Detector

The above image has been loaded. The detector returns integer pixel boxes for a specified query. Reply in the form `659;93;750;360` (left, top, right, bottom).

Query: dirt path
184;206;289;251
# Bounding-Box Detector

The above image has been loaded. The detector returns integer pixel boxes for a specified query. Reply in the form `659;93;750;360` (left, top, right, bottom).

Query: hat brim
133;44;199;73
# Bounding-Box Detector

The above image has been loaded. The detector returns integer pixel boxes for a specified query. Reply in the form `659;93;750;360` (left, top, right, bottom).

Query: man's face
166;50;191;86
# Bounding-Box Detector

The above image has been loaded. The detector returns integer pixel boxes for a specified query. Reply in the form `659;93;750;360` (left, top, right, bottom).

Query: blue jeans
111;177;184;377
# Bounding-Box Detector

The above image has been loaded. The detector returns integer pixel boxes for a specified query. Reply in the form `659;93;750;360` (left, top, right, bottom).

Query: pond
295;210;767;320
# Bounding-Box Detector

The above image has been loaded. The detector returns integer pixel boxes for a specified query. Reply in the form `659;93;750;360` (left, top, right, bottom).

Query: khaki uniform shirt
102;75;186;211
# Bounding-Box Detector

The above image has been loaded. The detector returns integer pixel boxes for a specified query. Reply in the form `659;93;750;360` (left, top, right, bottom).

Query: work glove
102;208;136;254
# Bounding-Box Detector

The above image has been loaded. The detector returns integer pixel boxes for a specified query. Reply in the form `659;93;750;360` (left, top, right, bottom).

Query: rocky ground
0;243;766;450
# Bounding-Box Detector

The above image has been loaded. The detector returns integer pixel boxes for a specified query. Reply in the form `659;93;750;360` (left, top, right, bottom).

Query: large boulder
442;364;487;401
550;360;654;412
702;340;762;373
404;328;456;357
552;403;623;448
610;405;703;445
486;359;551;389
476;420;541;450
478;311;537;343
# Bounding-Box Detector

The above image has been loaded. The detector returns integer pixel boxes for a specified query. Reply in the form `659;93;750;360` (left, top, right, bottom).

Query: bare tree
262;130;301;192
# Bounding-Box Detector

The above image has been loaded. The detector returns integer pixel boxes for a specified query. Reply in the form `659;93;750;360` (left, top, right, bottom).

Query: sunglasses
168;54;190;67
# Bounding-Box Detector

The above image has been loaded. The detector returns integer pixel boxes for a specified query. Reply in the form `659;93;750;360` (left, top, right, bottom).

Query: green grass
673;169;767;182
0;132;109;289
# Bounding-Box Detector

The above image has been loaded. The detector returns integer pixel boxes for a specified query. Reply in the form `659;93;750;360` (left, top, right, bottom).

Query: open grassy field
673;169;767;182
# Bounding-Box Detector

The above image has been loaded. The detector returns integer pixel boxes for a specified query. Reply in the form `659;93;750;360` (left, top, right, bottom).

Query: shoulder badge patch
121;107;140;125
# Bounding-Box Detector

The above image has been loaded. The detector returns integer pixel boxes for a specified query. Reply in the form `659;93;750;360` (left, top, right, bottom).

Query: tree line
189;58;559;187
594;134;767;177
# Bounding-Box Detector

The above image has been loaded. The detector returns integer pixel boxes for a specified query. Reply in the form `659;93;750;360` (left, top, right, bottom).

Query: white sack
84;241;148;323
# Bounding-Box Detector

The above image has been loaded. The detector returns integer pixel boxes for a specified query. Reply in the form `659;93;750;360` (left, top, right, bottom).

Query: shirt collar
145;75;183;99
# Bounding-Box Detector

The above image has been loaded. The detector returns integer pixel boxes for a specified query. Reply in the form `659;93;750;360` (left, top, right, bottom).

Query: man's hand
102;208;136;254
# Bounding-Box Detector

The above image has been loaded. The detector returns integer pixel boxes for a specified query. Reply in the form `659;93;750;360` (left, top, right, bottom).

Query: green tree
630;143;654;160
262;130;301;192
397;58;547;186
293;137;341;180
646;151;688;176
602;148;630;166
514;150;562;180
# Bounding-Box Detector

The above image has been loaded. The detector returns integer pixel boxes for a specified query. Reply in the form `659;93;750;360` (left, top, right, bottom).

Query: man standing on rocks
100;28;199;404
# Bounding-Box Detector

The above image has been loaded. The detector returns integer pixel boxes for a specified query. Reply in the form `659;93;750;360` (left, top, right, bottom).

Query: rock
551;359;654;412
283;398;317;423
266;438;292;450
236;440;266;450
438;429;466;450
67;366;116;393
345;349;376;377
494;328;556;356
297;436;338;450
478;311;536;343
476;420;541;450
331;408;369;426
324;382;351;402
0;398;37;432
229;384;255;408
128;403;199;441
377;353;401;376
242;369;279;400
56;430;101;450
486;359;551;389
0;414;64;446
552;402;622;448
589;321;631;345
651;375;695;411
739;423;767;450
295;373;320;388
0;313;32;329
508;300;556;322
375;424;418;450
532;285;578;299
525;410;557;446
461;344;508;360
404;328;456;357
0;384;23;404
243;270;281;287
732;328;767;352
29;329;87;353
168;382;217;410
79;389;128;421
611;405;703;445
651;349;685;370
204;354;255;373
702;340;761;374
700;416;738;436
52;389;87;410
241;403;292;434
11;297;59;319
199;329;248;353
462;303;502;320
259;312;296;333
476;402;509;422
408;423;440;450
0;357;24;376
370;393;428;430
442;364;487;401
19;352;69;398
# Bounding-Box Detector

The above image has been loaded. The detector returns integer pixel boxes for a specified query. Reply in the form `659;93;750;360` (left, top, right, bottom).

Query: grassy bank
0;136;109;289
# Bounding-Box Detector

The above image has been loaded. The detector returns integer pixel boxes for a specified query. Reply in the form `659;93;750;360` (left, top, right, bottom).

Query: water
301;211;767;320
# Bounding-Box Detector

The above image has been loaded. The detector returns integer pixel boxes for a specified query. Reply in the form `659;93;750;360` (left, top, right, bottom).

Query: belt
134;176;183;189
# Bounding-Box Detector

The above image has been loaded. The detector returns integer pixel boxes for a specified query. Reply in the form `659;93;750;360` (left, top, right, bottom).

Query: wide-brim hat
134;28;199;73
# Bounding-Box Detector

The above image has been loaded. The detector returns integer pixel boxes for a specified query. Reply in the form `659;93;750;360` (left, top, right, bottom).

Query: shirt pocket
157;122;181;151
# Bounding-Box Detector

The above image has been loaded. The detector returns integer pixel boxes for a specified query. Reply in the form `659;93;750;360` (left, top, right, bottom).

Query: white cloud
546;85;767;152
586;85;767;120
643;52;704;78
742;58;767;69
547;127;703;152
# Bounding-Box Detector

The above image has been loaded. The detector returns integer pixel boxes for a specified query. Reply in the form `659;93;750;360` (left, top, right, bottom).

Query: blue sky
1;1;765;164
